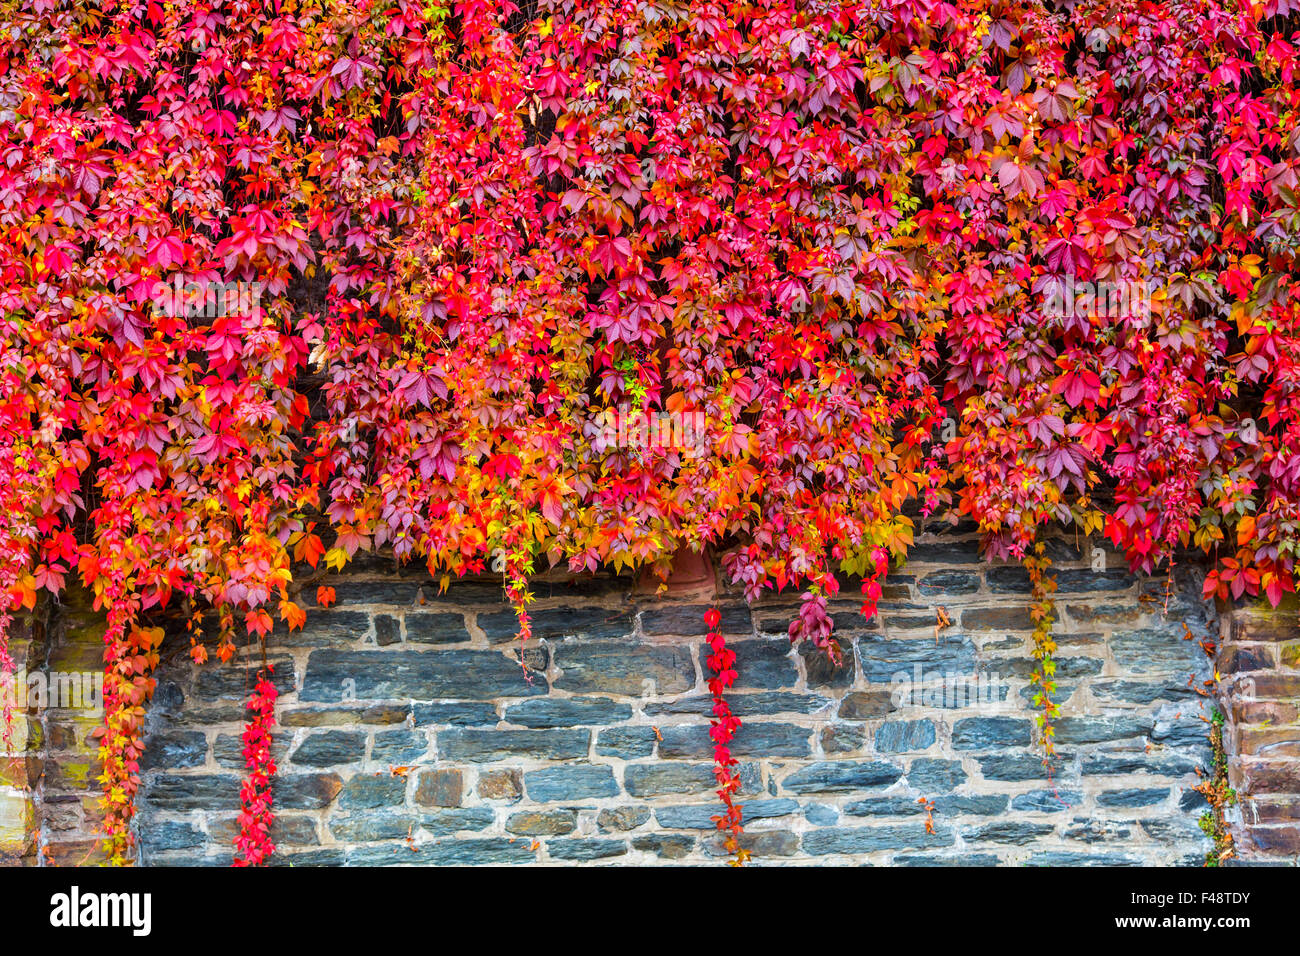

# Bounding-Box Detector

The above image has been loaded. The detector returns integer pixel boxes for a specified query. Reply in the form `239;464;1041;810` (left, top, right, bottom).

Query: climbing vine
1025;548;1060;759
234;668;279;867
1195;707;1238;866
3;0;1300;863
704;607;747;866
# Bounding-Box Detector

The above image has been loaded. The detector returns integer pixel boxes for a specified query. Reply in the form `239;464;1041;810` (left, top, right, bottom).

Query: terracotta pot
634;547;716;599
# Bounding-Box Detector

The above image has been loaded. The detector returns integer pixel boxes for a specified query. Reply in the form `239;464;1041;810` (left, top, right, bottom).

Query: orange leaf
296;533;325;568
1236;515;1256;547
280;599;306;631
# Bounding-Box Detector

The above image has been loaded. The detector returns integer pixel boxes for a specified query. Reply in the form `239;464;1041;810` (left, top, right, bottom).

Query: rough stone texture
10;536;1278;866
0;618;36;865
1222;595;1300;862
3;592;113;866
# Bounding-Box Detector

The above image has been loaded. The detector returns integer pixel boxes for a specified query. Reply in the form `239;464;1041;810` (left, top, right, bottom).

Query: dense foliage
3;0;1300;863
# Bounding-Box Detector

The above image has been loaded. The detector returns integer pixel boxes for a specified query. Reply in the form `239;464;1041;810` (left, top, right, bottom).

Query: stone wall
2;591;114;866
0;620;37;864
7;528;1296;866
129;532;1222;866
1219;595;1300;860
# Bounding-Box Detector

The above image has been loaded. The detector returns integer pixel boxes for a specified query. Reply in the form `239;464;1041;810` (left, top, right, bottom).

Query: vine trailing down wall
2;0;1300;864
